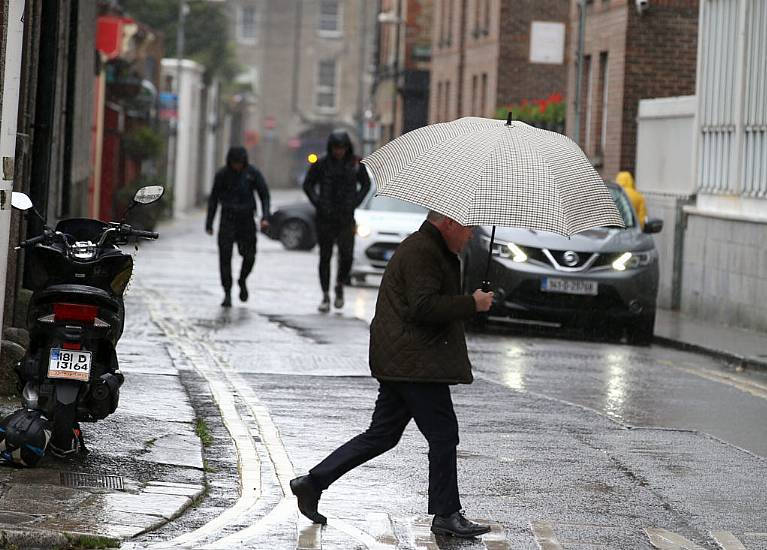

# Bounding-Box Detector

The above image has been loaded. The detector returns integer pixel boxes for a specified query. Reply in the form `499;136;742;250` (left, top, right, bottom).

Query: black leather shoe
290;475;327;525
238;280;248;302
431;511;491;538
221;291;232;308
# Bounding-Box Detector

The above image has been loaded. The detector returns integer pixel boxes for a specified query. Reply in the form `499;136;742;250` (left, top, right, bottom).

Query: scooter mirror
133;186;165;205
11;192;33;211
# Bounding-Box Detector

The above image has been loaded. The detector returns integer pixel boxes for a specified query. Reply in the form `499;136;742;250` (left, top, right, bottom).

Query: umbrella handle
481;226;496;292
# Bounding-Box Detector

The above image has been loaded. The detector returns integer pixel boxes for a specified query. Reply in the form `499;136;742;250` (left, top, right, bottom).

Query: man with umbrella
291;116;623;538
290;210;495;538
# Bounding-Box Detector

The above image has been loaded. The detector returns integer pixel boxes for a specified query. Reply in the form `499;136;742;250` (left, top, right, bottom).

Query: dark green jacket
369;221;477;384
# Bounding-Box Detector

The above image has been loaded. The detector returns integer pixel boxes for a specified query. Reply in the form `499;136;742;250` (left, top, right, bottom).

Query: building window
596;52;609;159
471;75;478;115
447;0;454;46
481;72;488;117
484;0;491;34
318;0;342;35
580;55;592;149
444;80;451;120
474;0;482;38
239;5;258;43
316;60;338;111
436;81;444;122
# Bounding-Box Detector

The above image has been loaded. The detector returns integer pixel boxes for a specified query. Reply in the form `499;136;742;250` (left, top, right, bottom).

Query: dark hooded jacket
369;221;477;384
206;147;271;231
302;131;371;224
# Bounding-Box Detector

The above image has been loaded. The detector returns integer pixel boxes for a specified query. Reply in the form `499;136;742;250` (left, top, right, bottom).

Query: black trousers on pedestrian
316;220;355;293
218;215;257;291
309;381;462;516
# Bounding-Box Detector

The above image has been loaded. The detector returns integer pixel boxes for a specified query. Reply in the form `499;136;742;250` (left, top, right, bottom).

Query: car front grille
509;280;626;311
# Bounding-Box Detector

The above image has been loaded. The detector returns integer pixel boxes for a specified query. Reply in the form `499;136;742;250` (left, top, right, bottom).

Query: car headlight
612;249;657;271
356;224;372;238
489;240;527;262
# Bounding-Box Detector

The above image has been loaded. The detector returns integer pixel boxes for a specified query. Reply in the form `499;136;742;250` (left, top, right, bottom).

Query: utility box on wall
635;96;696;197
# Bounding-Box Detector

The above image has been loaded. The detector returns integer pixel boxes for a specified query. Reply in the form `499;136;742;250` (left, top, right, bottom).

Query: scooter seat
31;285;122;312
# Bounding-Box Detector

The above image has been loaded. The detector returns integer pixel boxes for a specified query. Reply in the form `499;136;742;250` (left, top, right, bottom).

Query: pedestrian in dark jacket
206;146;271;307
302;130;370;313
290;211;495;539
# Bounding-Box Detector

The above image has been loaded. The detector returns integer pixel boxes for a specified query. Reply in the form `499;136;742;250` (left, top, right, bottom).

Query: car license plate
48;348;92;382
541;277;598;295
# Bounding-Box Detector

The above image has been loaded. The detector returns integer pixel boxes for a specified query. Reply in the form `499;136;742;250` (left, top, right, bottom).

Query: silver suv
462;183;663;344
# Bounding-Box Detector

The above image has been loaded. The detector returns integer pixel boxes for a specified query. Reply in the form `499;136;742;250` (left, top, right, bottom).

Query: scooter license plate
48;348;92;382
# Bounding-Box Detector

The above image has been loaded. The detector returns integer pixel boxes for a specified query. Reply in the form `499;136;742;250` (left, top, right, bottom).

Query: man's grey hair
427;210;447;223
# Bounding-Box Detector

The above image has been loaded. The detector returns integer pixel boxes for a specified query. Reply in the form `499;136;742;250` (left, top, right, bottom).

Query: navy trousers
309;381;462;516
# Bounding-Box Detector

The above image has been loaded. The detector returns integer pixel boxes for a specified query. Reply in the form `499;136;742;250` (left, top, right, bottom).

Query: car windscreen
363;195;427;214
608;187;636;228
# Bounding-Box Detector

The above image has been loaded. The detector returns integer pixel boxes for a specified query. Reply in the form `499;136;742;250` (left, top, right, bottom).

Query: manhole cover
60;472;124;490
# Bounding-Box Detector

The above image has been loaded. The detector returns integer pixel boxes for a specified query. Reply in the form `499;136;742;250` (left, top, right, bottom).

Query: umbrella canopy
361;117;624;237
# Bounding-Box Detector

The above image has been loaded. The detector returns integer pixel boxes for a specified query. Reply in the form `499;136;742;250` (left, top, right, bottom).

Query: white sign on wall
529;22;566;64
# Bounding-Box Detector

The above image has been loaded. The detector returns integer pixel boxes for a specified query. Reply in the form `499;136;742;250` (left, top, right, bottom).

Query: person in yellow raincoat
615;171;647;229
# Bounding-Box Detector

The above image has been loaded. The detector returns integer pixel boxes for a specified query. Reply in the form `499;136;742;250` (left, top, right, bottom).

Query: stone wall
682;212;767;332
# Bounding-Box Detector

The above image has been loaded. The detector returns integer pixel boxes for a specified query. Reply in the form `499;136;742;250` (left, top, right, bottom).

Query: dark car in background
461;183;663;344
265;201;317;250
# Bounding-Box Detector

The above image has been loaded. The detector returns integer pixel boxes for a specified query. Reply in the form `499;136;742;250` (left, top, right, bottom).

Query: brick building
565;0;698;178
429;0;569;123
227;0;377;187
374;0;434;145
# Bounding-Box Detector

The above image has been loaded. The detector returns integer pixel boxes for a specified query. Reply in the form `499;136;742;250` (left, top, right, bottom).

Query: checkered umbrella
361;115;624;289
361;116;624;236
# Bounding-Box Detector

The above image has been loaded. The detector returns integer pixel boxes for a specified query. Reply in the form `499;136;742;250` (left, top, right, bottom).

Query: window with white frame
318;0;342;35
239;5;258;43
316;60;338;111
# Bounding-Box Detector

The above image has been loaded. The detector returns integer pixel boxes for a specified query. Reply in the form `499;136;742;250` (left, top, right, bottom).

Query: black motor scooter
10;186;163;457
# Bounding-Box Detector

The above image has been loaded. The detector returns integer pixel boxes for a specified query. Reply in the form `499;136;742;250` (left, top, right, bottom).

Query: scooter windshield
55;218;110;243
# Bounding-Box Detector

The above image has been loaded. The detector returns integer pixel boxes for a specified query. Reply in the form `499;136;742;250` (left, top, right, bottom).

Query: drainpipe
0;0;27;352
573;0;587;144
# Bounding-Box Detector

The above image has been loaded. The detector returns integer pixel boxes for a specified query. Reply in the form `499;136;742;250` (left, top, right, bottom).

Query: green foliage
120;0;239;82
123;126;164;161
64;534;120;549
195;417;214;448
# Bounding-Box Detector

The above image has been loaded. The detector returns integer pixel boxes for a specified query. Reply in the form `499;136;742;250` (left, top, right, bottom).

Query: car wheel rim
281;222;304;248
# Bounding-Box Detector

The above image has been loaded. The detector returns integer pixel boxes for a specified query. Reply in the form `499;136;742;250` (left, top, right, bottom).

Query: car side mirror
643;218;663;234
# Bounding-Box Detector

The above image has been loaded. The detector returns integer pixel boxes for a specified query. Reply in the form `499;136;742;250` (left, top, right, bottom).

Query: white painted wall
161;59;205;216
635;96;696;197
0;0;27;347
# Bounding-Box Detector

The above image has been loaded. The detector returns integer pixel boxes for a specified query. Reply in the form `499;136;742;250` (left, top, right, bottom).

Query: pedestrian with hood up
290;210;495;539
302;130;370;313
206;146;271;307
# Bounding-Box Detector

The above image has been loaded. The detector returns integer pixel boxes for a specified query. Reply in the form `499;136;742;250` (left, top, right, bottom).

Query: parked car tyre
626;311;655;346
279;219;311;250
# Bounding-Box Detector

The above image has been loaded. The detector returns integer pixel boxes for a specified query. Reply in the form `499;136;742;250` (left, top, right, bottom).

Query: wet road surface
126;206;767;549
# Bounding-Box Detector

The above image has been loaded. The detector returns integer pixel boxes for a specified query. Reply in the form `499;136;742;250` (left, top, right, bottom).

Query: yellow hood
615;171;635;190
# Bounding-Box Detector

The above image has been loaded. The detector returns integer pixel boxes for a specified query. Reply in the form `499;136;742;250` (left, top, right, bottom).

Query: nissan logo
562;251;580;267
